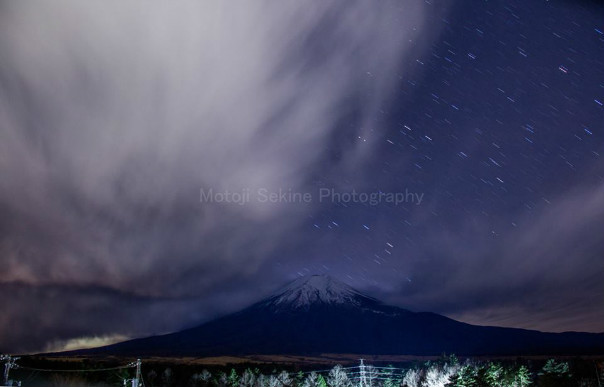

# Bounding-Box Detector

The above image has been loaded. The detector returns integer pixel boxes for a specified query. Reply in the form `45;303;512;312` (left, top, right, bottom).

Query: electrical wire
16;364;135;373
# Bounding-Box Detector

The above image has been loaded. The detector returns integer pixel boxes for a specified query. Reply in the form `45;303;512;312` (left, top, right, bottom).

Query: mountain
257;274;379;309
76;275;604;356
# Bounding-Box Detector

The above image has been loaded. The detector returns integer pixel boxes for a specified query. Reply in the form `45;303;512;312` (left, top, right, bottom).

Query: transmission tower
359;359;367;387
123;359;142;387
2;355;19;386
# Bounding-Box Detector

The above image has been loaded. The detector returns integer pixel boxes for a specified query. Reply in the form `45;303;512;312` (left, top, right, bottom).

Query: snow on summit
260;275;378;309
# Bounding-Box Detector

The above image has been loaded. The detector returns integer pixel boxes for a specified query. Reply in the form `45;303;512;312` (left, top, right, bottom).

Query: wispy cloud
385;181;604;333
45;334;130;353
0;0;436;352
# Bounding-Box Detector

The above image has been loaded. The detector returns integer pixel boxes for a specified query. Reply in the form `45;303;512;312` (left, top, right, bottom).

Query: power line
301;366;358;374
16;364;135;373
6;356;411;386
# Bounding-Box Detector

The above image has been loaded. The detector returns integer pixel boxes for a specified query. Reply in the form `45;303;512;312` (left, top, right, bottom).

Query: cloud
0;0;436;352
386;181;604;333
45;334;130;353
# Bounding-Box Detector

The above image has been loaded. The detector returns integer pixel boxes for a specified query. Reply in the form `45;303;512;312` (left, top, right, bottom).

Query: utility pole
124;359;142;387
2;355;19;386
134;359;141;387
2;355;9;386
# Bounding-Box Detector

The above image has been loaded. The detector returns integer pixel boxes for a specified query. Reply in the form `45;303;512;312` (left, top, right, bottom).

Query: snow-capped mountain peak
260;275;378;310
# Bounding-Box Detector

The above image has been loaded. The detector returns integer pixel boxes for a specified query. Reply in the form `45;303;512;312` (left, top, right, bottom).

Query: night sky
1;0;603;354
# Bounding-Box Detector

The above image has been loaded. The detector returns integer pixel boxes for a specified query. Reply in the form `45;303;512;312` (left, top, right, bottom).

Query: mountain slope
76;275;604;356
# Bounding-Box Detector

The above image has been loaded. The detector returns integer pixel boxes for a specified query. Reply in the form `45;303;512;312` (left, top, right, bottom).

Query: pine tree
453;365;478;387
296;371;305;387
269;374;283;387
327;365;351;387
403;368;422;387
240;369;256;387
256;374;269;387
278;371;292;387
541;360;570;378
538;359;571;387
162;368;173;387
485;363;504;387
216;372;229;387
229;369;239;387
516;366;532;387
424;364;459;387
191;370;212;387
303;372;319;387
147;370;158;387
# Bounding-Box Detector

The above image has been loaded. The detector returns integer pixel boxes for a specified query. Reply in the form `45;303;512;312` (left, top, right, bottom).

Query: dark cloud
0;0;441;353
0;282;202;353
391;182;604;332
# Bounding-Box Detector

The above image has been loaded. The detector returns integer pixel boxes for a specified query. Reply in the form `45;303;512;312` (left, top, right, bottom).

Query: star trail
0;0;602;354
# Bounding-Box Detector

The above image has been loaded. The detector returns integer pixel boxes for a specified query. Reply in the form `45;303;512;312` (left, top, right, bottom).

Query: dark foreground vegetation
6;355;603;387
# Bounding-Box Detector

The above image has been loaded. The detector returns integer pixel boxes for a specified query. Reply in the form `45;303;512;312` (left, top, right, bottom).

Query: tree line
143;357;599;387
